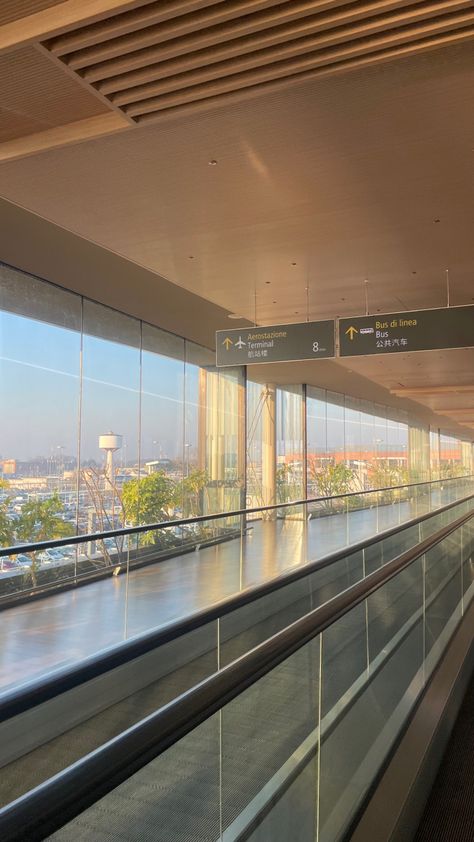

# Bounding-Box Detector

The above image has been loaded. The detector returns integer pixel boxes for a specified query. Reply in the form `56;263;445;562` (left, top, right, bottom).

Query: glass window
79;300;141;542
306;386;327;496
0;265;81;545
276;385;304;503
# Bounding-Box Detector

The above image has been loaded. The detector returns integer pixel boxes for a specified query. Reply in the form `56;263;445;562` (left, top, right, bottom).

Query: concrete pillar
262;384;277;520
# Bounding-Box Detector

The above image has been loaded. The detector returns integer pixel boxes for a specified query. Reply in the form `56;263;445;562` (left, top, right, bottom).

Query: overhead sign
339;305;474;357
216;320;335;366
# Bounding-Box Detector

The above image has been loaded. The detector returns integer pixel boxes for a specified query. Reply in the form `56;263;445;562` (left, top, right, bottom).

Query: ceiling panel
0;46;109;134
0;107;47;142
337;348;474;429
0;1;64;27
0;40;472;321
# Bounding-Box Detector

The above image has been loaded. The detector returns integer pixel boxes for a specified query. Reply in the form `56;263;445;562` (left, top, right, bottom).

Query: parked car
10;554;32;568
37;549;65;564
0;558;19;571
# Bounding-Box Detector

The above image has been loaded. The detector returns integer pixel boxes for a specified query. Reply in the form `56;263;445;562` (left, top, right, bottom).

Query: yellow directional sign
339;305;474;357
216;320;335;366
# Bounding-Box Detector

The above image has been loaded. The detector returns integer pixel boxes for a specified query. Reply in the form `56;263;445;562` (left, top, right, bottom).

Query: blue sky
0;311;198;462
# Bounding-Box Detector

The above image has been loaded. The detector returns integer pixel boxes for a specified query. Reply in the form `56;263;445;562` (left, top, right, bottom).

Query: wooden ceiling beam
0;113;130;163
0;0;148;54
435;409;474;417
391;385;474;396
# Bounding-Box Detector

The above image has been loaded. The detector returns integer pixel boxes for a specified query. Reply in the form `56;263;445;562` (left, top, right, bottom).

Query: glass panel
309;550;364;610
276;384;304;506
424;530;463;677
49;714;221;842
221;635;320;841
139;322;185;519
185;342;245;522
79;301;141;565
461;520;474;601
344;396;362;490
319;559;424;842
0;264;81;555
219;576;312;666
0;620;218;805
306;385;327;497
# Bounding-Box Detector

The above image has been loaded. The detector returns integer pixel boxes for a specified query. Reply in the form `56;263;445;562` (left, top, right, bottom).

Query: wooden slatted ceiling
0;1;64;28
41;0;474;124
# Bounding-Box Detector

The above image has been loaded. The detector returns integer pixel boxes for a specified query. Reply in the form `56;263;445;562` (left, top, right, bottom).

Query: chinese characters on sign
217;307;474;366
216;321;335;366
339;306;474;357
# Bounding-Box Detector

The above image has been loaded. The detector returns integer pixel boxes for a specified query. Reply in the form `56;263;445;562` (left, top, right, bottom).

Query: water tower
99;433;123;482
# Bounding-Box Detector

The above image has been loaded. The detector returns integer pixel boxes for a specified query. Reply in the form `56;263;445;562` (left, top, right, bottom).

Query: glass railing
0;494;472;812
1;503;472;842
0;476;472;607
0;478;472;697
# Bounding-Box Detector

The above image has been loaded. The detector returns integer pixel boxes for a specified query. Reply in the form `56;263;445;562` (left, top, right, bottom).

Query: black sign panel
339;306;474;357
216;320;335;366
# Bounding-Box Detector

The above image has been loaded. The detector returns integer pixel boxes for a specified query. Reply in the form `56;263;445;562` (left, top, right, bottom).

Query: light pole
184;443;191;478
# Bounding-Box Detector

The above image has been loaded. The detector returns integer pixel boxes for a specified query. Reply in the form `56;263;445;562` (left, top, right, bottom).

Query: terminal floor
0;497;438;693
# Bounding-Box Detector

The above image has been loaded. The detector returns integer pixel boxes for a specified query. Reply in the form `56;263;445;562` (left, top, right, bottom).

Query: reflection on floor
0;495;444;692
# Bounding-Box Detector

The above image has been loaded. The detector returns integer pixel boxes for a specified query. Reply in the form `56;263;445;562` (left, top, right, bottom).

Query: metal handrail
0;474;470;557
0;507;472;842
1;489;473;723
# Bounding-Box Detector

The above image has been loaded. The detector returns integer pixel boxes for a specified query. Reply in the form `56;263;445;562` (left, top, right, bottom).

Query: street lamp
184;443;191;478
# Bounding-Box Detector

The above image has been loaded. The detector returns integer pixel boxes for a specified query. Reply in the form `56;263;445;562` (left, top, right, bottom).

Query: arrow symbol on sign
222;337;233;350
345;326;358;340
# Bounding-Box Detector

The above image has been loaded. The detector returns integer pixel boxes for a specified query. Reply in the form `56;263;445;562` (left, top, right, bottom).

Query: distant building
145;459;173;474
1;459;17;475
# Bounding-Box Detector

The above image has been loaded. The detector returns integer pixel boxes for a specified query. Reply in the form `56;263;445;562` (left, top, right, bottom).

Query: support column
262;384;277;520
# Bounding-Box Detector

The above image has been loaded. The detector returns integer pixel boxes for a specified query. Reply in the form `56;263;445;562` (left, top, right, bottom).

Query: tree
81;466;126;565
15;493;73;586
276;463;301;505
368;460;409;498
0;479;14;548
180;469;208;517
308;460;358;511
122;471;179;546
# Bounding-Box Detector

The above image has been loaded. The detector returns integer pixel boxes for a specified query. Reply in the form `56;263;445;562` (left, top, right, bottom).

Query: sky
0;311;199;462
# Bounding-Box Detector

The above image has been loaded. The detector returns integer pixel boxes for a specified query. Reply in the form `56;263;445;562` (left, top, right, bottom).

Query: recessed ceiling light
208;159;218;166
433;218;440;223
228;313;243;319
